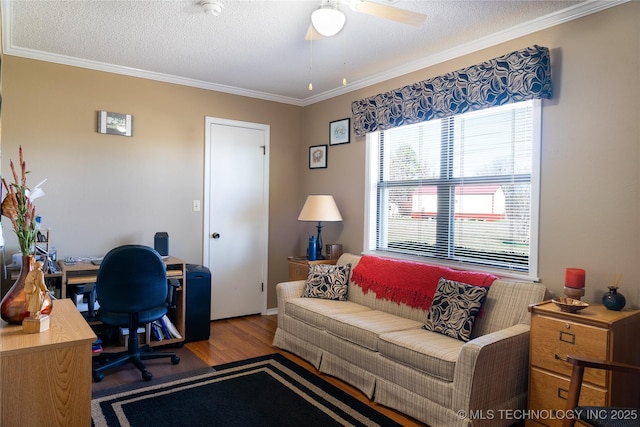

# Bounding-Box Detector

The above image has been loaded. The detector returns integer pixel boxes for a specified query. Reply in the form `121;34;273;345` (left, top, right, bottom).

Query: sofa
272;253;548;427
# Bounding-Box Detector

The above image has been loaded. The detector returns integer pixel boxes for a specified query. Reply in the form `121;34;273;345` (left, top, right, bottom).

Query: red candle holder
565;268;585;289
564;268;585;300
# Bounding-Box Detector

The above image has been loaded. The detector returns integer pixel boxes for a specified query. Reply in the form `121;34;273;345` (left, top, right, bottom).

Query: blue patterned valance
351;45;552;136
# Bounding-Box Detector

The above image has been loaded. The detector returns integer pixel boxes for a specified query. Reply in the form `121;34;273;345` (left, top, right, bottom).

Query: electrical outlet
193;200;201;212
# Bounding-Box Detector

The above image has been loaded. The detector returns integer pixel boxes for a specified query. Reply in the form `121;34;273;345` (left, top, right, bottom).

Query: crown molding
1;0;628;107
300;0;629;105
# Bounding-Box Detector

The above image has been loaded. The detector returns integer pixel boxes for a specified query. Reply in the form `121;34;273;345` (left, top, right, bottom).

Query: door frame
203;116;270;316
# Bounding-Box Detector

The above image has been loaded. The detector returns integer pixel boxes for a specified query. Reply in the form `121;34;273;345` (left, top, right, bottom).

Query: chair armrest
566;355;640;375
563;354;640;427
275;280;306;326
453;323;531;414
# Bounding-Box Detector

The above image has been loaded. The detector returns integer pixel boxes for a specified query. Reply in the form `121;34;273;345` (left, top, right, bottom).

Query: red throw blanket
351;255;498;310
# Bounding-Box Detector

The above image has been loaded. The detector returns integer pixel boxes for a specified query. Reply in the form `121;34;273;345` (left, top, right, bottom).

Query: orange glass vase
0;255;52;324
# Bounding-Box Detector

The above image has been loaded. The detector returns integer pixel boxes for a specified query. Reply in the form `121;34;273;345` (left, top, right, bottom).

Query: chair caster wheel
93;372;104;383
171;355;181;365
142;370;153;381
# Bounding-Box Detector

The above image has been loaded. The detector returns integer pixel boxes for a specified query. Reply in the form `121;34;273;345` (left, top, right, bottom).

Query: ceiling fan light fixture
311;5;346;37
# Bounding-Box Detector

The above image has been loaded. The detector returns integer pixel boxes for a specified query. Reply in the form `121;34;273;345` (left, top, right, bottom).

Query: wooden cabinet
60;257;187;349
287;256;338;281
527;301;640;427
0;299;96;427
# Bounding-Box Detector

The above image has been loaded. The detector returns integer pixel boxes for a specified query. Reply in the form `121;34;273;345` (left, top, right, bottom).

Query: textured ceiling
0;0;622;106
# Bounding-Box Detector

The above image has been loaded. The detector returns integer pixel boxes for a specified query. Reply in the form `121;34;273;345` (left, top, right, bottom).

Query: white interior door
204;117;269;320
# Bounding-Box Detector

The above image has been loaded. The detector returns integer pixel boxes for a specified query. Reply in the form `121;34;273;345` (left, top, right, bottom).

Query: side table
526;300;640;427
287;256;338;281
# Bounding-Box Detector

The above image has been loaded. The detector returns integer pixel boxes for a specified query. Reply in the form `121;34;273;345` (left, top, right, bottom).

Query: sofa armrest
452;323;530;413
275;280;305;326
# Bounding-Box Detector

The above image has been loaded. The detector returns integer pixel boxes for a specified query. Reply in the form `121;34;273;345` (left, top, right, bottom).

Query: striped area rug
91;353;400;427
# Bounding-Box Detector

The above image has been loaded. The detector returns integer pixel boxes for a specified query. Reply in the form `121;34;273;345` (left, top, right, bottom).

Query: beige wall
300;2;640;305
2;2;639;309
0;58;302;309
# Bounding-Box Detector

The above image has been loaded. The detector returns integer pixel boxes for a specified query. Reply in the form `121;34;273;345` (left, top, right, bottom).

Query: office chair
92;245;180;382
563;355;640;427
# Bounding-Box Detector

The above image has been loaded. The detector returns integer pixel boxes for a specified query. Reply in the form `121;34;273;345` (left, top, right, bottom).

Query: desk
5;263;63;299
60;257;187;348
0;299;97;427
60;256;185;297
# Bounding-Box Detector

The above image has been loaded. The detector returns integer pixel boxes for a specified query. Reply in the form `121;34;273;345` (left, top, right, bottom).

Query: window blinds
372;100;539;275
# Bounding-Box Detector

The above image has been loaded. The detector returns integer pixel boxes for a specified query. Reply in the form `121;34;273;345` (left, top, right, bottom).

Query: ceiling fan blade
353;1;427;26
305;23;324;41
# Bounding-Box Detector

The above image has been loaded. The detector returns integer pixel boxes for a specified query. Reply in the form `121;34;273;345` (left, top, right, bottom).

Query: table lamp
298;195;343;259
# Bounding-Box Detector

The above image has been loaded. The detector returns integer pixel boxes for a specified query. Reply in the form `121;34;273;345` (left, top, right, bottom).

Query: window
365;100;540;279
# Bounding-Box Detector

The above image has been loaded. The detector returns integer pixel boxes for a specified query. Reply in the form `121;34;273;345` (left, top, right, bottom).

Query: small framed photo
309;144;328;169
97;111;133;136
329;118;350;145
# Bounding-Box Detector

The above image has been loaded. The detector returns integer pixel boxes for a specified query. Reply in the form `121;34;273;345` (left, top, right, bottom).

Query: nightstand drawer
528;301;640;427
529;367;607;427
531;315;608;387
288;262;309;281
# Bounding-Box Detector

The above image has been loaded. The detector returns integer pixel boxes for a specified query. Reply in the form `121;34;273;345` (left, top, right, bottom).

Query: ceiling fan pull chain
342;27;347;86
308;38;314;91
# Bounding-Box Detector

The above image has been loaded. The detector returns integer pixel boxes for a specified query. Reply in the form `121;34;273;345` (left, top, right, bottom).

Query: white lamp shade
298;195;343;222
311;6;346;37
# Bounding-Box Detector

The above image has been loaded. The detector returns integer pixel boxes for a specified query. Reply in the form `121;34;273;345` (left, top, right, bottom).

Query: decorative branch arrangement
1;146;45;255
612;273;622;289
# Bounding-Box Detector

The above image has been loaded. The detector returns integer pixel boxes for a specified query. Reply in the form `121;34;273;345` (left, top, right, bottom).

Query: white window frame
364;100;541;281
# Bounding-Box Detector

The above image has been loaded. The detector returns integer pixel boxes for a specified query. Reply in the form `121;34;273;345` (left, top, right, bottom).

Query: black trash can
185;264;212;342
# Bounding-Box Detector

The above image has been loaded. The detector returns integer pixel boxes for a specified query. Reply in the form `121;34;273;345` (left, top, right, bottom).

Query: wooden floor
185;314;425;427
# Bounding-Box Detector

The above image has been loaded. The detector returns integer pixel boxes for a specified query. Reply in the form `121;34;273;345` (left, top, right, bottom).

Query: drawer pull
559;331;575;344
557;387;568;400
554;353;568;362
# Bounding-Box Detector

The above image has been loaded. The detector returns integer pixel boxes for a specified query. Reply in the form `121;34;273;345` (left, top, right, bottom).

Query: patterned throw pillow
302;263;352;301
423;277;489;342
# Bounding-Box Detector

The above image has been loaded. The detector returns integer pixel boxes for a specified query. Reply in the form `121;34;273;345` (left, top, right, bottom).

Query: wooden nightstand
287;256;338;281
526;301;640;427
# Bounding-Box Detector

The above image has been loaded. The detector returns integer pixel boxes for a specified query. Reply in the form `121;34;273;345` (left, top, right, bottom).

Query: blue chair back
96;245;168;314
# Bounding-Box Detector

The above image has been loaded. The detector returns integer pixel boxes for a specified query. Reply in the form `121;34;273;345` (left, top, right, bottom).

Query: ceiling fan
306;0;427;40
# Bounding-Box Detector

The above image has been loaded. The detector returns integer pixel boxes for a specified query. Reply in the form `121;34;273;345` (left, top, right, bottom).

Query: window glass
366;100;540;278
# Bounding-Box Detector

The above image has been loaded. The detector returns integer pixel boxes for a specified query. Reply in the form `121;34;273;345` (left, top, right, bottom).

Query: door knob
212;232;220;239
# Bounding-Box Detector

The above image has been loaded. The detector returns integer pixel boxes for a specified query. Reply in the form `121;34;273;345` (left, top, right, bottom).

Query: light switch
193;200;201;212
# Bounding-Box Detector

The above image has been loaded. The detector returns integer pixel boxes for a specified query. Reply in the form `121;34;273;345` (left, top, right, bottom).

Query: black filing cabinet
185;264;212;342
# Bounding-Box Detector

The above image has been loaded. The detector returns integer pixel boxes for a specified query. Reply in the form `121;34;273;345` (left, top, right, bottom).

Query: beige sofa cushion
285;298;370;330
471;279;548;337
378;328;465;381
337;253;432;322
326;310;423;351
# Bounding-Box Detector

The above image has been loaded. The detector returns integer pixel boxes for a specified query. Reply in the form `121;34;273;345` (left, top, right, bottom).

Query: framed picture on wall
97;111;133;136
329;118;350;145
309;145;328;169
